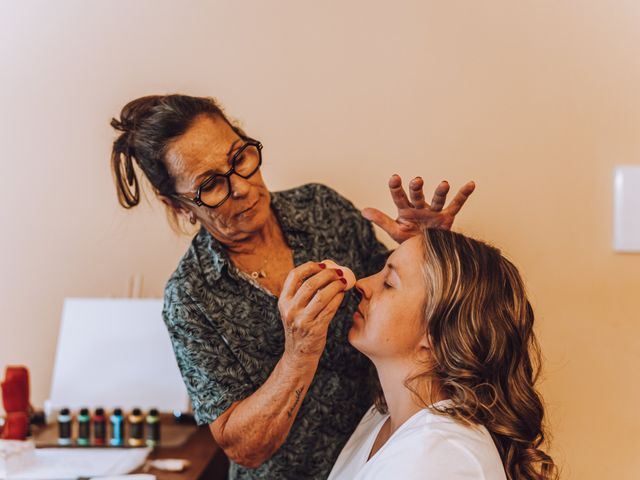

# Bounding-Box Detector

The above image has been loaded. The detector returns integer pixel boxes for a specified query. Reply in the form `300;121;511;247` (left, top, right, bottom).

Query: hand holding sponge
321;260;357;290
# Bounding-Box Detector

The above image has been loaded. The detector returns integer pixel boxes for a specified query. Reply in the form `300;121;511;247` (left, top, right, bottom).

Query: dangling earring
189;214;197;225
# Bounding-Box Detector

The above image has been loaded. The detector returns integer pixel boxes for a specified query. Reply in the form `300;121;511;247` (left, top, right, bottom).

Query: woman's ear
159;195;192;221
420;333;433;350
416;334;434;363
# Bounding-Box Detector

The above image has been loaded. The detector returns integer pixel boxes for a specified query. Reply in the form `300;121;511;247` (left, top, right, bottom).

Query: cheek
350;300;423;358
367;312;394;344
203;205;235;230
221;191;271;231
252;171;266;186
256;189;271;213
243;192;271;227
348;309;393;355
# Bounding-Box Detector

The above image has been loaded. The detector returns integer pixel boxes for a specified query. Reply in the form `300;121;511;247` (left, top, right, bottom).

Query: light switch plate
613;165;640;252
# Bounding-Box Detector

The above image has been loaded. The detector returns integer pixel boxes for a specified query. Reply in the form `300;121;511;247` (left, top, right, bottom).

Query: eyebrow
386;262;401;281
193;139;243;183
227;138;242;156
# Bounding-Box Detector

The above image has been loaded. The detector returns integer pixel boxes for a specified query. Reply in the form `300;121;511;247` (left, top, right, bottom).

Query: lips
237;200;259;216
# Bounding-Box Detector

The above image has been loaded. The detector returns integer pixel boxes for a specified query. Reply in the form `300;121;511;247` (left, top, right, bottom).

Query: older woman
109;94;474;480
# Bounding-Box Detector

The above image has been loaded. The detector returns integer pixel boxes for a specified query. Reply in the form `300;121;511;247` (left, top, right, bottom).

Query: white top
328;401;507;480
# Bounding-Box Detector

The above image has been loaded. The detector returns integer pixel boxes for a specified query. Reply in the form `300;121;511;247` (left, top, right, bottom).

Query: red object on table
0;365;31;440
1;412;29;440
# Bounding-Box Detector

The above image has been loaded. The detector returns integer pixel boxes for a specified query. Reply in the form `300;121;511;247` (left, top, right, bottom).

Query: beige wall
1;1;638;478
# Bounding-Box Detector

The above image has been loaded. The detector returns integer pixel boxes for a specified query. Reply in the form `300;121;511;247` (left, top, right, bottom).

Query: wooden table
136;425;229;480
31;418;229;480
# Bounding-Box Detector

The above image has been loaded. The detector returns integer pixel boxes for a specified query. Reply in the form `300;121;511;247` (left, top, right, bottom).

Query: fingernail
319;263;326;269
336;269;344;277
339;278;347;285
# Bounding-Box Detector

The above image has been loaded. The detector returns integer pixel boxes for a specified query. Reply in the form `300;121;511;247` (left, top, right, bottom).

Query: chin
347;326;365;353
349;327;384;361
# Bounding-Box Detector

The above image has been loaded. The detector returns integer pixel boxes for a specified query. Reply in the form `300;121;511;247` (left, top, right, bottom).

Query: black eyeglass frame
174;138;263;209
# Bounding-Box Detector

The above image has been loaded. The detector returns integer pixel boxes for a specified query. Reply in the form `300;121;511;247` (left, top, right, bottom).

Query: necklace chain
245;255;269;279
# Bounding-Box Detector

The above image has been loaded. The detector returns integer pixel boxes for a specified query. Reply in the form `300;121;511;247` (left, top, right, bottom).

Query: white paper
91;475;156;480
6;447;151;479
48;298;189;413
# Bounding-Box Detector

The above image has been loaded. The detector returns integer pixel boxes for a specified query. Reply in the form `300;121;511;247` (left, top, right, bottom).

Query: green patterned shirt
163;183;389;479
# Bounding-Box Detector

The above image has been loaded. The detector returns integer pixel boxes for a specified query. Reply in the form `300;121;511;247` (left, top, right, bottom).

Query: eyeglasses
174;138;263;209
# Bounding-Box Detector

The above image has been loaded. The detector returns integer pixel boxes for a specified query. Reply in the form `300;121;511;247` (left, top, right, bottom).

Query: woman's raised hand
278;262;347;360
362;174;476;244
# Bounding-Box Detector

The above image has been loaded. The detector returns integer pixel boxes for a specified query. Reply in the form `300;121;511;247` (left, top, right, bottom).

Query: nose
230;174;251;199
355;277;372;299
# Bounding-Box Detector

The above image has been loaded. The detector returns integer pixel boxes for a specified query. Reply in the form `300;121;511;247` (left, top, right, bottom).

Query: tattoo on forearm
287;386;304;418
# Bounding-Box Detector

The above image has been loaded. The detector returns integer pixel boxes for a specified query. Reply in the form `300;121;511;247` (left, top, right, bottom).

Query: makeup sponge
321;259;357;290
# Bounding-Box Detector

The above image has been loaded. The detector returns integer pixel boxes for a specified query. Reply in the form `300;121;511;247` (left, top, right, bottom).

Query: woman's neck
375;359;445;435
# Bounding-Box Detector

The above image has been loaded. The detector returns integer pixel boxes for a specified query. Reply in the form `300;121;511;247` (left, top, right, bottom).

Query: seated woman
328;229;558;480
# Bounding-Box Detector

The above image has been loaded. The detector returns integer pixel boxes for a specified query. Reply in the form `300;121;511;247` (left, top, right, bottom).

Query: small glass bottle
57;407;72;446
128;408;145;447
77;408;91;446
145;408;161;447
93;407;107;446
110;407;125;446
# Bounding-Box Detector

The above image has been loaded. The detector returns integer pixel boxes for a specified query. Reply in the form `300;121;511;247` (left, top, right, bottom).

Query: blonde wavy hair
373;228;558;480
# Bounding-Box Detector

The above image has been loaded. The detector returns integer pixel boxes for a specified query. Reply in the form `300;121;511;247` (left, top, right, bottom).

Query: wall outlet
613;165;640;252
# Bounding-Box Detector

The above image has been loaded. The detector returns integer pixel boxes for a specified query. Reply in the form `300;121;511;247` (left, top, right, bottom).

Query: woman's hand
278;262;346;360
212;261;346;468
362;174;476;244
